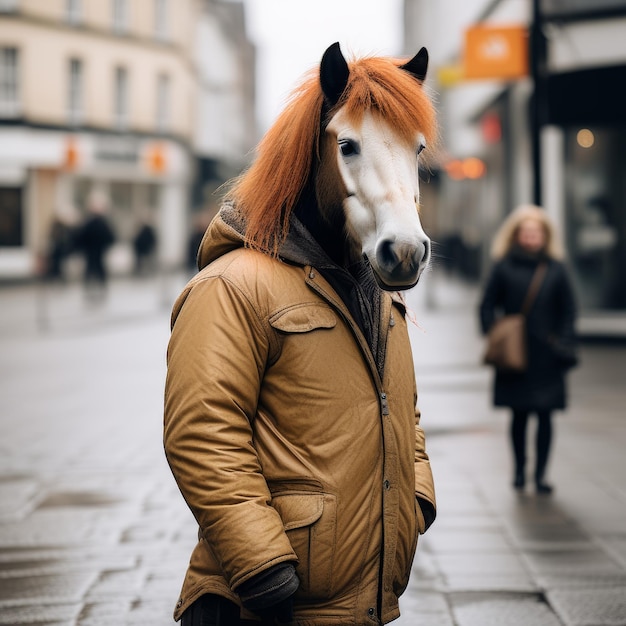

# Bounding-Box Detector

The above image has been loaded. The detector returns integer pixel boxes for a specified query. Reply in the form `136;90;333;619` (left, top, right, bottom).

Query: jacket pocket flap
270;305;336;333
271;493;324;531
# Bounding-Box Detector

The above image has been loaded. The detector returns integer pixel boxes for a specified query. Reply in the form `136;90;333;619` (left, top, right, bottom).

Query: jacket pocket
269;304;337;333
270;490;337;600
394;498;420;597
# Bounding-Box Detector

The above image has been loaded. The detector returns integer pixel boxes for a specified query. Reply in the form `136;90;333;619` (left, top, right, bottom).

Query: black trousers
181;594;265;626
511;409;552;481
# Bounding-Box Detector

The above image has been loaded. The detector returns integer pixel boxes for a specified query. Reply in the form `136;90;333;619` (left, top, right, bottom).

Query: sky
242;0;404;132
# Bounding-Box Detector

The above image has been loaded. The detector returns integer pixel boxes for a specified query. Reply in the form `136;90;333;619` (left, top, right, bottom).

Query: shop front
0;128;192;280
546;64;626;334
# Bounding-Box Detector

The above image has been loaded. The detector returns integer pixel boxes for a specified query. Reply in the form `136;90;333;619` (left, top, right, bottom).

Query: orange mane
226;54;438;256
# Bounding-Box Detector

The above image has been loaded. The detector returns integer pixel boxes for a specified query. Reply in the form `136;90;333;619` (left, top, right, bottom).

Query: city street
1;271;625;625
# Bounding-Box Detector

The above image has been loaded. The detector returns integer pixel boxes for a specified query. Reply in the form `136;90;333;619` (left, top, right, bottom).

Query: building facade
404;0;626;336
0;0;256;280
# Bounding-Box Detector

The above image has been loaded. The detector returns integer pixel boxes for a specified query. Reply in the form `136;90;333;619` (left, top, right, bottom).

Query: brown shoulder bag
483;262;547;372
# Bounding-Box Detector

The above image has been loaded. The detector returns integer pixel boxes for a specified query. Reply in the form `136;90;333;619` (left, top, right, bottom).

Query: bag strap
520;262;548;316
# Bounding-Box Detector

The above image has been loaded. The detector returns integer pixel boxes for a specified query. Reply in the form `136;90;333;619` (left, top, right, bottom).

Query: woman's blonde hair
490;204;564;260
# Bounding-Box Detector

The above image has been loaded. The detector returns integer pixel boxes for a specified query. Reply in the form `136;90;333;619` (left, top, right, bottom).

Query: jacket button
176;599;183;608
368;607;375;616
309;270;315;278
384;479;391;490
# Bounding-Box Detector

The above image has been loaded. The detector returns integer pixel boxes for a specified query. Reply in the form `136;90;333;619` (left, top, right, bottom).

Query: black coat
479;249;577;411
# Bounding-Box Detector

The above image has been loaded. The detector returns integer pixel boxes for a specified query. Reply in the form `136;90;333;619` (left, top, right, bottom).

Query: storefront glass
564;126;626;310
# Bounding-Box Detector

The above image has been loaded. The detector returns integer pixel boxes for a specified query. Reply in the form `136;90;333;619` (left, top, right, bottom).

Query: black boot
513;467;525;490
535;411;553;495
511;411;528;491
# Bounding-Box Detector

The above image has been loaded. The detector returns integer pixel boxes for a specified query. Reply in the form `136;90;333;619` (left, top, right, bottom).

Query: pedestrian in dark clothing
133;220;157;275
75;192;116;301
479;205;578;494
45;212;76;281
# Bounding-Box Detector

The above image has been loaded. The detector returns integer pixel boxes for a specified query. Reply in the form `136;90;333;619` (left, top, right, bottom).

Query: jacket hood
197;202;349;273
197;203;247;270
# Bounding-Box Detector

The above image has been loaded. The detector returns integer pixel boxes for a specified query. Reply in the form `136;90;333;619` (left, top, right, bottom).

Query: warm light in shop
444;159;465;180
462;157;487;179
576;129;595;148
445;158;486;180
481;112;502;144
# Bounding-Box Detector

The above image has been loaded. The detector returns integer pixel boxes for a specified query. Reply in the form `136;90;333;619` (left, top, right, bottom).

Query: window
0;47;19;117
156;73;169;132
0;187;23;247
154;0;167;40
0;0;18;13
67;58;83;125
66;0;82;25
114;66;129;129
112;0;128;34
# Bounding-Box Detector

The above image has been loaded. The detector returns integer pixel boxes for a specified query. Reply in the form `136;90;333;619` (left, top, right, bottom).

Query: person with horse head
164;42;437;625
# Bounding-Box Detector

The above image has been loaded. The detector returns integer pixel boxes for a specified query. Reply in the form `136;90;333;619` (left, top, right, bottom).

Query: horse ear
320;42;350;106
400;47;428;83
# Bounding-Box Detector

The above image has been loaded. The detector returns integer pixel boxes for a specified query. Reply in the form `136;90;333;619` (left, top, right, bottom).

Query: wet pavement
1;271;625;625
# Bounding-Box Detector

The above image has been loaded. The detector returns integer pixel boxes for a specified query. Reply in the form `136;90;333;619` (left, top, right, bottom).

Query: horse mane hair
226;54;438;256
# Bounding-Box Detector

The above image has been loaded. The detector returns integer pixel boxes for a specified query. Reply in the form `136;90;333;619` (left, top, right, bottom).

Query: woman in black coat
480;205;578;494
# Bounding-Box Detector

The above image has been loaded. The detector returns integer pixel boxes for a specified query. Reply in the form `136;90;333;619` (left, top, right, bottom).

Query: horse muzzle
372;237;430;290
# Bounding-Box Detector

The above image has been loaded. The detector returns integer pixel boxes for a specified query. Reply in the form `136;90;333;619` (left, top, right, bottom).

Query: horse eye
339;140;358;157
417;143;426;156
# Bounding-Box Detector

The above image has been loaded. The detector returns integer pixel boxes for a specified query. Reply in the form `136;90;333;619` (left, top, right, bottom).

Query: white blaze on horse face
326;109;430;290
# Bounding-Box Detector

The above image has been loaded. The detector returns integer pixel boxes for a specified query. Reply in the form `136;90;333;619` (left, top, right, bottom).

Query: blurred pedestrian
45;208;77;282
132;216;157;276
479;205;578;494
74;191;116;302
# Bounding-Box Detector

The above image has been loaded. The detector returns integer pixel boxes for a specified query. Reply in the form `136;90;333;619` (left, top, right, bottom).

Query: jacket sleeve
163;276;297;591
414;391;436;530
479;262;503;335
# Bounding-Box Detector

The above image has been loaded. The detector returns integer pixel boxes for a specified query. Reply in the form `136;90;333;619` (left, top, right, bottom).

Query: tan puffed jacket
163;211;436;625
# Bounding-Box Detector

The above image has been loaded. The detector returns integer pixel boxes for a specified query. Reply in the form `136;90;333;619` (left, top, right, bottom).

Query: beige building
0;0;245;279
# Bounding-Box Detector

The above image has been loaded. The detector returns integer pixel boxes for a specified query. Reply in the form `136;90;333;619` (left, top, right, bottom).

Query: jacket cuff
236;562;299;611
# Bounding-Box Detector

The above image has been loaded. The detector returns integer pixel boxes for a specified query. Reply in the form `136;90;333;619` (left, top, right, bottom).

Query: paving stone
536;571;626;590
398;590;449;613
508;521;592;546
0;550;136;579
0;603;81;625
425;527;513;553
409;551;445;590
126;597;176;625
76;600;132;626
434;553;536;592
0;509;126;548
524;547;624;576
598;535;626;569
0;479;40;523
451;592;562;626
85;568;146;599
0;572;98;608
548;587;626;625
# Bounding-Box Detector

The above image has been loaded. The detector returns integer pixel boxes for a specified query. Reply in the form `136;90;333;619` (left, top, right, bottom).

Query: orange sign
464;25;528;80
146;143;167;174
64;137;79;170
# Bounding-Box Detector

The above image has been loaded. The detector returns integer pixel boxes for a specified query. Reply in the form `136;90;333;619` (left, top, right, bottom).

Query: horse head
318;42;433;291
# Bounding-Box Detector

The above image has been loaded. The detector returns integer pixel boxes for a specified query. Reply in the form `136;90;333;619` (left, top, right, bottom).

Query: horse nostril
421;239;431;264
378;239;399;269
